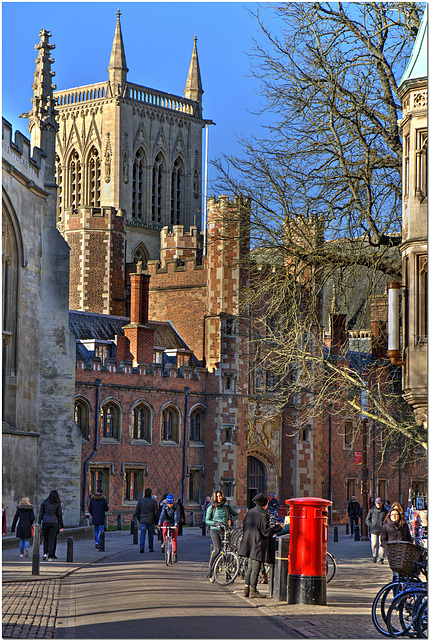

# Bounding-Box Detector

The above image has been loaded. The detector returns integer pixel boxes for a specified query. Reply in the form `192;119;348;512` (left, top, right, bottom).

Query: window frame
75;398;90;440
132;403;151;444
100;401;121;442
161;405;180;444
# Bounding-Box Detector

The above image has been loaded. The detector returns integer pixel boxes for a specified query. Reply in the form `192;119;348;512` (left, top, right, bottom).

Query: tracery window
88;147;100;207
416;130;427;200
75;399;90;440
132;404;151;442
162;406;179;443
101;402;120;441
69;150;81;209
152;153;163;223
132;149;145;218
171;158;183;225
190;409;204;443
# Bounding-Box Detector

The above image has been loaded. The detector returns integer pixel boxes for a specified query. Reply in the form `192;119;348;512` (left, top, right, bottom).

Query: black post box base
287;575;327;605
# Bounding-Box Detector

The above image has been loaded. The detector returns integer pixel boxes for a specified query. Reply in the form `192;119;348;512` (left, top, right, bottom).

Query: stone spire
184;35;203;109
20;29;58;182
108;10;128;96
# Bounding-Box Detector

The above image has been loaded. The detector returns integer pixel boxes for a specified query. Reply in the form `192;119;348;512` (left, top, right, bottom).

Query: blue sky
2;2;275;191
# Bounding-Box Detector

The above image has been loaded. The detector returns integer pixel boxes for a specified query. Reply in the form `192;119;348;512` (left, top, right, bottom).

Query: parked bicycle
371;541;427;637
326;551;336;583
386;583;427;638
202;522;239;585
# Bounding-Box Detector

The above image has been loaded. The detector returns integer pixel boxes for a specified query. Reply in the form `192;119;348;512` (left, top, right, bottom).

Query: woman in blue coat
88;491;109;549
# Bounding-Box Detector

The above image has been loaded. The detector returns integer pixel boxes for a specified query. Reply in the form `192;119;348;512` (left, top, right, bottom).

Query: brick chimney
122;262;154;367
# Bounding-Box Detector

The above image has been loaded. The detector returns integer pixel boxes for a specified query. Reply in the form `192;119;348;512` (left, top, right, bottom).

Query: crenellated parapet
76;355;203;381
2;118;47;185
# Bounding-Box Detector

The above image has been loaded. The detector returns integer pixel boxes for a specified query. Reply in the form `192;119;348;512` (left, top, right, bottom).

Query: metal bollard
32;524;40;575
354;524;360;541
117;514;122;531
99;530;105;551
133;524;139;545
201;521;206;536
66;537;73;562
346;522;349;535
333;526;338;542
130;519;135;535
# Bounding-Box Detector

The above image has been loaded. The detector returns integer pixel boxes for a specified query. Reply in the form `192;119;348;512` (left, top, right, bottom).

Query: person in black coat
11;497;35;557
238;493;282;598
38;490;64;561
132;488;157;552
88;491;109;549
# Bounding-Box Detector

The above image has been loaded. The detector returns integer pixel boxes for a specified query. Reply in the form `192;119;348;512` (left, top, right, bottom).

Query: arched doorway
247;456;267;508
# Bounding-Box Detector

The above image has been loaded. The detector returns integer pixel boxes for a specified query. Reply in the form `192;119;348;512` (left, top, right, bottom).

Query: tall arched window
190;409;204;443
55;154;63;222
152;153;163;223
132;149;145;218
171;158;183;225
75;399;90;440
69;150;81;209
132;404;151;442
88;147;100;207
2;208;19;424
162;406;179;443
101;402;120;441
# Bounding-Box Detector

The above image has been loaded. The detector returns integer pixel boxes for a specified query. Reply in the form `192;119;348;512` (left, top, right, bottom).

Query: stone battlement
2;118;46;181
76;355;203;380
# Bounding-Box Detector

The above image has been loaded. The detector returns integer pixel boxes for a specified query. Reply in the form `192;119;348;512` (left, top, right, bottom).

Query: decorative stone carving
104;133;112;183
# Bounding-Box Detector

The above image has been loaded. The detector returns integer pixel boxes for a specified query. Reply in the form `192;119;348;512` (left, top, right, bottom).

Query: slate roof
69;311;190;351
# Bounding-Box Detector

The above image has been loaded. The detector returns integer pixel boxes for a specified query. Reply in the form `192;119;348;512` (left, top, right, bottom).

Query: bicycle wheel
213;551;239;585
372;581;413;637
416;597;427;639
326;552;336;583
165;537;173;566
386;587;427;638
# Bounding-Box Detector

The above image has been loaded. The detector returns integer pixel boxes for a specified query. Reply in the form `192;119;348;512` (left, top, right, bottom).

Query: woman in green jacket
205;490;239;580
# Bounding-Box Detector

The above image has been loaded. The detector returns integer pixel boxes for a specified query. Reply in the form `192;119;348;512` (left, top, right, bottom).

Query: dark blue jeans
139;523;155;551
93;524;104;545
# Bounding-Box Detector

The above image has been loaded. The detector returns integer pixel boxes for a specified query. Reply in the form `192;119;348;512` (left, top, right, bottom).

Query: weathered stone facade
2;99;80;524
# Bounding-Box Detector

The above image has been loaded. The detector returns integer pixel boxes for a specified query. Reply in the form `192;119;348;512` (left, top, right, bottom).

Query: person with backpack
205;489;239;581
158;494;180;562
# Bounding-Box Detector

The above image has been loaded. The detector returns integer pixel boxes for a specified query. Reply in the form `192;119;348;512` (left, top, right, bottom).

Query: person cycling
158;494;180;562
205;489;239;580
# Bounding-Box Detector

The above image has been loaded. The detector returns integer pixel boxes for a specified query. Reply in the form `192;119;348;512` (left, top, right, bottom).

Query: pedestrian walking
365;497;388;563
11;497;35;557
238;492;282;598
381;506;412;580
205;490;239;580
88;490;109;549
347;495;361;536
177;498;186;535
3;503;7;535
38;490;64;561
132;488;157;553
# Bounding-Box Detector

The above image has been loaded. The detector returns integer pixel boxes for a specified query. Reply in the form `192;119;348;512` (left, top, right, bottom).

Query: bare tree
213;2;427;454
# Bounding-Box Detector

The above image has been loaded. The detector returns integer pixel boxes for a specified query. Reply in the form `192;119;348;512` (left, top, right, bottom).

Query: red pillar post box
286;497;332;605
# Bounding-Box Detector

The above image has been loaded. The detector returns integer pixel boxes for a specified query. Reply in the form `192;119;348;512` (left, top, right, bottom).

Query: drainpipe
81;378;102;519
181;387;190;506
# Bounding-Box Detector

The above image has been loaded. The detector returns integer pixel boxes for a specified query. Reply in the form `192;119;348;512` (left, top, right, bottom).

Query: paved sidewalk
2;525;396;638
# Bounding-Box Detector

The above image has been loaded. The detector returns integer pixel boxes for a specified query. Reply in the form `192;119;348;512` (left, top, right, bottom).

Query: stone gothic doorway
247;456;267;508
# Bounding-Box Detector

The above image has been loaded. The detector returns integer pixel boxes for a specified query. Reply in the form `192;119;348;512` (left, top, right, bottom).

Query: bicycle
372;544;427;637
386;584;427;638
326;551;336;583
162;525;177;566
210;522;239;585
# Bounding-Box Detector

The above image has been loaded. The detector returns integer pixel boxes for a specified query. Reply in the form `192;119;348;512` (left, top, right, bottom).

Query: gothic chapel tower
54;11;208;315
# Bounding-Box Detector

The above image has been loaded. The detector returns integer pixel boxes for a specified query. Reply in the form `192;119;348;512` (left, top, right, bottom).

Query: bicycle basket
385;541;423;577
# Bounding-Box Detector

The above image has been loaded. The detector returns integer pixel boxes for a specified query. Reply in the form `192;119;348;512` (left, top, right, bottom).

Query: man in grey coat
365;497;388;563
133;488;158;553
239;493;282;598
